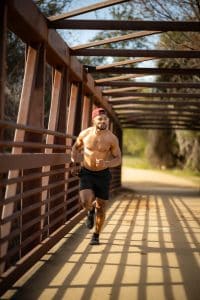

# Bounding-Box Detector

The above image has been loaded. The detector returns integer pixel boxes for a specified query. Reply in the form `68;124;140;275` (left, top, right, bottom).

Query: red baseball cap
92;107;107;119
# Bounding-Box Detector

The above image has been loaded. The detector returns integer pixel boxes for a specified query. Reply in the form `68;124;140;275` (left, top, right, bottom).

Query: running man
71;107;121;245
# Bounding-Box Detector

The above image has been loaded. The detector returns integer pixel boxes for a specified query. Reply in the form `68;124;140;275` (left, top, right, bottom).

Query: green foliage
123;129;148;156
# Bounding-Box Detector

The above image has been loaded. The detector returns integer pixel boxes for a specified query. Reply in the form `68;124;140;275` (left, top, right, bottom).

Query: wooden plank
72;49;200;58
0;153;71;173
72;31;160;50
87;67;200;75
50;20;200;31
48;0;129;21
96;81;200;88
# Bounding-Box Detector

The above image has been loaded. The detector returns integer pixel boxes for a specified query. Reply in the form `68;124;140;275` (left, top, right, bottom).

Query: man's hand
96;159;109;168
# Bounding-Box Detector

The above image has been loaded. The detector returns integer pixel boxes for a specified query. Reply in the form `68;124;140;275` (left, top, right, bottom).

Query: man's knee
80;189;94;209
96;199;106;215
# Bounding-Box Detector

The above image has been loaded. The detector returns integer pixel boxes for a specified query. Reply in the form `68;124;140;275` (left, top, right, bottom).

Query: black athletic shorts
79;167;112;200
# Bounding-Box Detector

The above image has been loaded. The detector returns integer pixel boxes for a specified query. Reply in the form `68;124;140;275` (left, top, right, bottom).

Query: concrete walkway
2;168;200;300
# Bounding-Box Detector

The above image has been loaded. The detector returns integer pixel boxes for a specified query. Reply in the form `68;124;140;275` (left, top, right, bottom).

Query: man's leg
90;198;107;245
95;198;107;234
80;189;95;229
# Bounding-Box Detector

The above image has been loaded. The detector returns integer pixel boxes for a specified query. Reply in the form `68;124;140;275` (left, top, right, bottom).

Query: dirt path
122;167;199;192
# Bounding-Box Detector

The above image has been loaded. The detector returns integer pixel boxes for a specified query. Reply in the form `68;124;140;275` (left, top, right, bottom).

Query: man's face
93;114;108;130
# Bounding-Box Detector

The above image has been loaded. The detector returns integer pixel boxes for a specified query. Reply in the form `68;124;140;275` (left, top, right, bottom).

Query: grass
122;155;151;169
123;155;200;185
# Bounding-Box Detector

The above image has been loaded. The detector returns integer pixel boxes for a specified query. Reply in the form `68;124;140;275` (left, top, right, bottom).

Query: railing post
0;46;38;273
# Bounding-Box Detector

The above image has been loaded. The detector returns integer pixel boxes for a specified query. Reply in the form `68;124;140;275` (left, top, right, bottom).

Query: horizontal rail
0;153;71;172
0;209;86;296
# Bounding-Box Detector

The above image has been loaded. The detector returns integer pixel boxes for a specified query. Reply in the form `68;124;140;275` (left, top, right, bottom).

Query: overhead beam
118;112;198;118
72;31;160;50
95;74;149;83
86;66;200;75
122;126;200;130
49;20;200;31
106;92;200;98
6;0;120;128
72;49;200;58
48;0;129;22
96;81;200;88
114;106;199;112
109;100;200;106
96;57;156;70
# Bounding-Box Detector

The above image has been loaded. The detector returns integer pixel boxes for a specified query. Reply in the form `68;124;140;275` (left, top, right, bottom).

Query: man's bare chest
84;134;110;152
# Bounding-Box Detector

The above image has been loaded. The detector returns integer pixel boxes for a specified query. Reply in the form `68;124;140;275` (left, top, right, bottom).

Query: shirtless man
71;107;121;245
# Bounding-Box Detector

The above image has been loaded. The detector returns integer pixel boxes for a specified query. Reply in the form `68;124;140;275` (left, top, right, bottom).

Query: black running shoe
86;209;95;229
90;233;99;245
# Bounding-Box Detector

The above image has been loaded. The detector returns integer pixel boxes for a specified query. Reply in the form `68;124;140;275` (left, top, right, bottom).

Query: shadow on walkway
2;187;200;300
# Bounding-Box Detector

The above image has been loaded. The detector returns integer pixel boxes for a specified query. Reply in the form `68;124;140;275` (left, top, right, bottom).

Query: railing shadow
2;188;200;300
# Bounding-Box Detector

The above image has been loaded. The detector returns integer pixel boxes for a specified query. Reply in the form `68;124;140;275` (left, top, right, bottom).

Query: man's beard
97;123;107;130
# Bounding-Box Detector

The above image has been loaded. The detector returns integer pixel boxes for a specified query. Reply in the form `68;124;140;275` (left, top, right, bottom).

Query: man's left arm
107;136;122;168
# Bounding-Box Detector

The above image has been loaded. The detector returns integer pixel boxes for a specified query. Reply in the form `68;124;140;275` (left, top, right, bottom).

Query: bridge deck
2;171;200;300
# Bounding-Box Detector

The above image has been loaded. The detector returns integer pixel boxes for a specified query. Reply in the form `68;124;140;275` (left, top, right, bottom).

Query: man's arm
107;136;122;168
71;134;83;163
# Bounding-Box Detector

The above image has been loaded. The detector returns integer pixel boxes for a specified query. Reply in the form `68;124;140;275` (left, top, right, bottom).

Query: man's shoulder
107;130;117;139
79;127;93;137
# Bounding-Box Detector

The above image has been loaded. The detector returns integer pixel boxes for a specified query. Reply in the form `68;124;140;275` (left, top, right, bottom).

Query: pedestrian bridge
0;0;200;297
2;171;200;300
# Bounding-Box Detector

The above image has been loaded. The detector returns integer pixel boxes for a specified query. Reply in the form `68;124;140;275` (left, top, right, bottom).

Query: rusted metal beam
1;46;38;274
109;100;200;106
72;31;160;50
107;92;200;98
82;95;91;129
48;0;129;21
122;124;200;130
95;74;146;83
72;49;200;58
50;20;200;31
0;153;71;173
115;106;199;112
118;112;198;118
122;126;200;130
96;57;156;70
96;81;200;88
86;66;200;75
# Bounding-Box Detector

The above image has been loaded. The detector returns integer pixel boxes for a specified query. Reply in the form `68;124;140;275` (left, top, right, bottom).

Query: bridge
0;0;200;298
